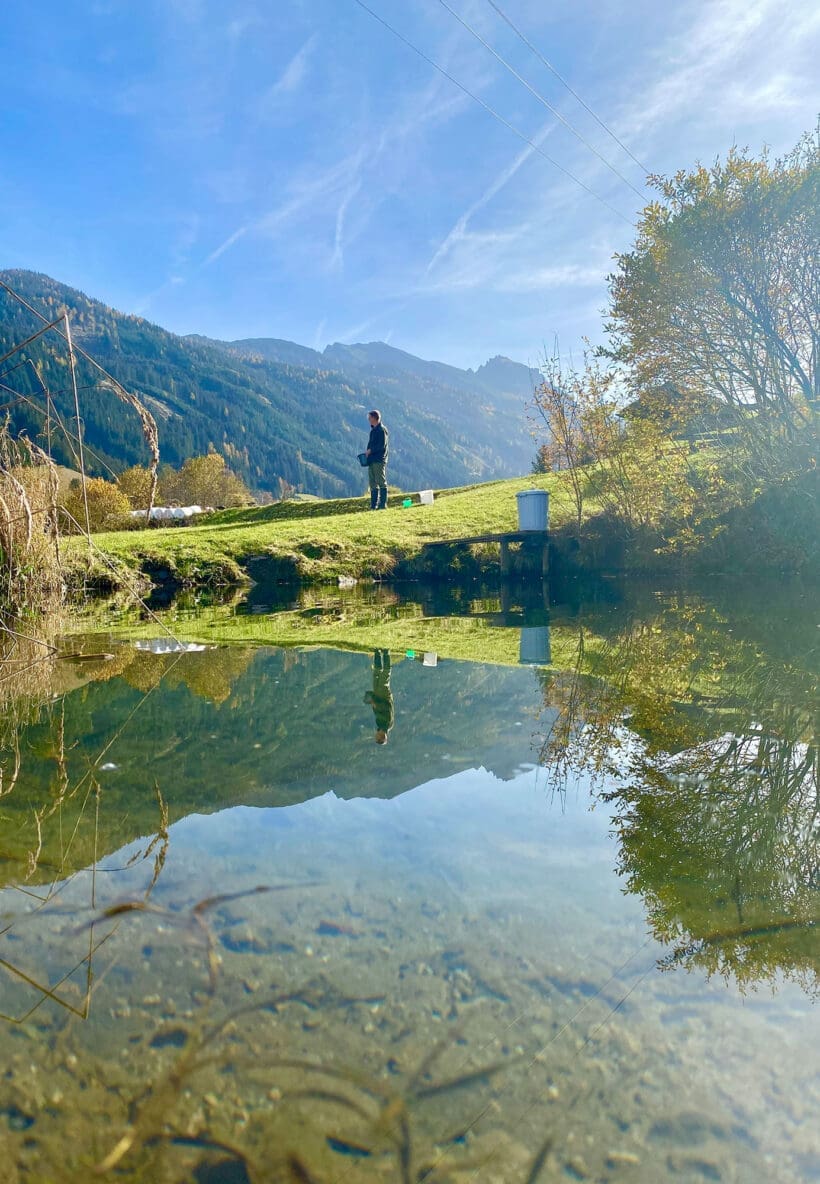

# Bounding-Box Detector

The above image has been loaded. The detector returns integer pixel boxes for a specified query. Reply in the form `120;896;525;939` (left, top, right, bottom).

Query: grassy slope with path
68;474;569;590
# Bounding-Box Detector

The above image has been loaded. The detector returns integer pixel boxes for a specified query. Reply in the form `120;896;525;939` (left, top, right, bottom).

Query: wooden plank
425;530;548;547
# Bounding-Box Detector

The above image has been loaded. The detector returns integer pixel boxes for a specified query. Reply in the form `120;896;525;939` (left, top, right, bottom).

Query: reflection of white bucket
419;489;434;505
519;626;551;665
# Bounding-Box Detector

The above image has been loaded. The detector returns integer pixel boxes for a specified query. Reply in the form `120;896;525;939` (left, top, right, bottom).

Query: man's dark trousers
368;461;387;509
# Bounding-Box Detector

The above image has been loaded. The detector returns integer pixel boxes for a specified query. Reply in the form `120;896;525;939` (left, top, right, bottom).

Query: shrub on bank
59;477;132;534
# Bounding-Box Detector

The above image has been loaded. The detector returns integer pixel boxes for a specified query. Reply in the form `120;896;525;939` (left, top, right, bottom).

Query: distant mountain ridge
197;334;538;415
0;270;539;498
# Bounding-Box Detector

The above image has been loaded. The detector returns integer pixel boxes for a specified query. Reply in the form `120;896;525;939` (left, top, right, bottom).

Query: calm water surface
0;580;816;1183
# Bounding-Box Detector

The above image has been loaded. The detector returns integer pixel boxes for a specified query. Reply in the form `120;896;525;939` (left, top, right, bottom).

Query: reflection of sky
4;746;819;1180
171;768;632;939
173;767;620;890
162;766;815;1006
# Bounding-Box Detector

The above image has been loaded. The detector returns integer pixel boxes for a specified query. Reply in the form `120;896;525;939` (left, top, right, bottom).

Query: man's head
368;410;381;426
375;729;388;745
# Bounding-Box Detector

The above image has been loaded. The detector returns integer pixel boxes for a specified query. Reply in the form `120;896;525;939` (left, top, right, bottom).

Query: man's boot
377;486;388;510
370;487;379;510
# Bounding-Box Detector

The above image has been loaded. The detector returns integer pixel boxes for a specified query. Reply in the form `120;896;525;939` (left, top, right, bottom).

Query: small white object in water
100;762;118;771
422;652;438;667
134;640;208;654
338;575;357;588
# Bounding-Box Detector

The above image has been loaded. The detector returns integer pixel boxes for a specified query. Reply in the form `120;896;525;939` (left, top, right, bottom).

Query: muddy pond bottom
1;765;817;1184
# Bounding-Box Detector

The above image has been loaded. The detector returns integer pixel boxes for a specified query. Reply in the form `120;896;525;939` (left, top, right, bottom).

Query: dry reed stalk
98;378;160;519
19;436;62;558
0;489;13;563
0;281;161;524
0;424;63;616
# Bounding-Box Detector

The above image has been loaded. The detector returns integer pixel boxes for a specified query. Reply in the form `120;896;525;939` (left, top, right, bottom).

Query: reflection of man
364;649;394;744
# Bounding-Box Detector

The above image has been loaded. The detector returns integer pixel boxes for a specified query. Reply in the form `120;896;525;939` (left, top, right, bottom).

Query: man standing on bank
365;409;389;510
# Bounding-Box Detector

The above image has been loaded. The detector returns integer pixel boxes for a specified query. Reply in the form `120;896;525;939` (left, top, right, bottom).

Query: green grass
66;473;573;591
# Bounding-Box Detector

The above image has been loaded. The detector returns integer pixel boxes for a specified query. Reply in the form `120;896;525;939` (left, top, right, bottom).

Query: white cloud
495;264;606;293
420;233;612;295
336;314;378;343
622;0;819;146
133;273;186;315
425;118;556;276
198;147;368;273
722;73;813;116
312;318;327;352
258;32;318;113
202;225;249;267
330;181;362;272
170;214;201;269
226;14;261;46
421;229;525;292
256;148;368;239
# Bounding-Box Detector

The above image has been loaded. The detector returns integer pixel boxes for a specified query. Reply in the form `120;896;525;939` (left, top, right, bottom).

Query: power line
485;0;650;174
0;380;121;481
350;0;633;226
435;0;647;202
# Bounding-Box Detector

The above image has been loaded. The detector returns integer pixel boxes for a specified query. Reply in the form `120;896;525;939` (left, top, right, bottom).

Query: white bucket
419;489;434;505
516;489;549;531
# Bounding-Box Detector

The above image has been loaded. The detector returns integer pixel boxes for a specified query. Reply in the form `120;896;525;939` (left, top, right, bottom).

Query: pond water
0;578;817;1183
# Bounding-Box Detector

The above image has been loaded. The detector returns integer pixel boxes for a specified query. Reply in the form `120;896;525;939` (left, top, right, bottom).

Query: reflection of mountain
1;647;548;886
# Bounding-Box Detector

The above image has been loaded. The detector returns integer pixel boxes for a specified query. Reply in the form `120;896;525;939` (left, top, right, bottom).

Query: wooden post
64;312;92;545
501;583;512;615
500;538;510;577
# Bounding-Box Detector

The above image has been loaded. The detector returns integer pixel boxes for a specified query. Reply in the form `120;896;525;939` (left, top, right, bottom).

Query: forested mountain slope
0;271;537;497
201;334;539;476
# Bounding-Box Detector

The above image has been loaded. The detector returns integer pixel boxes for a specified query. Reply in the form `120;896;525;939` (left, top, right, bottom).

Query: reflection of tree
0;637;172;1023
609;736;818;995
0;627;59;797
122;646;255;703
0;639;184;888
538;594;819;994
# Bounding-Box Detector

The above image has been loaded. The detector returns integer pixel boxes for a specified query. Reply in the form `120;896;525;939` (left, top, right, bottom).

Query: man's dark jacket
368;422;388;464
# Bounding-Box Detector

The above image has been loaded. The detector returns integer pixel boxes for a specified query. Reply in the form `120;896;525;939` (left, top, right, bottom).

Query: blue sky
2;0;818;369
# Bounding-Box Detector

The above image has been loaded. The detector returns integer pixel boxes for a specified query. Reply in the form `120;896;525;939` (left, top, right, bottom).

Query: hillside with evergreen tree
0;271;537;498
196;334;539;473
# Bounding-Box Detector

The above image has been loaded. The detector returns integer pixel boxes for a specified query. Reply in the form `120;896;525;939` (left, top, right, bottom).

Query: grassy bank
63;463;818;599
65;474;570;592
